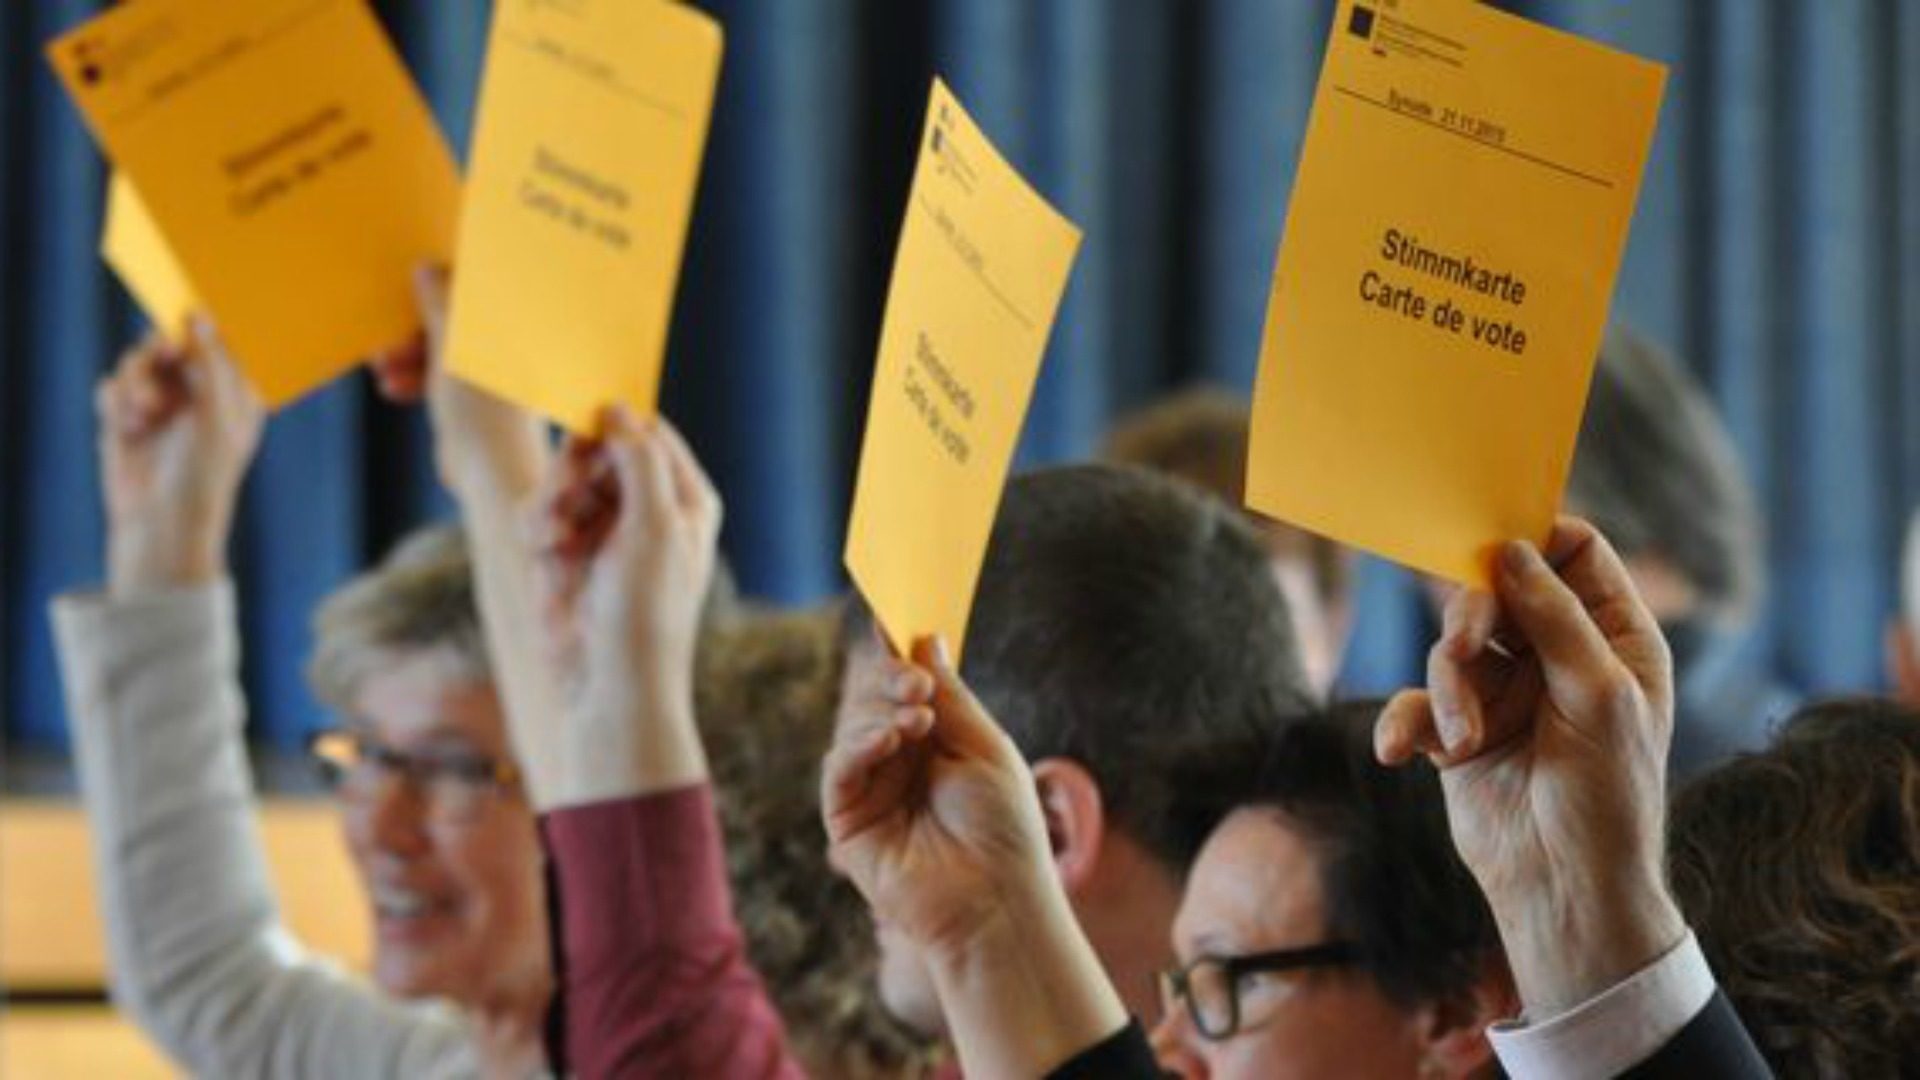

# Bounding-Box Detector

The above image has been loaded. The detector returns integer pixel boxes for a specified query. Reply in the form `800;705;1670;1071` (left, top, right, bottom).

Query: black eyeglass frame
1159;941;1362;1041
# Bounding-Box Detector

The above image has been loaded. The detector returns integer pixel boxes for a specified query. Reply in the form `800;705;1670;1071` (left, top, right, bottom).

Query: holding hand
824;636;1046;953
1376;518;1685;1018
822;634;1126;1077
96;319;264;596
526;408;722;808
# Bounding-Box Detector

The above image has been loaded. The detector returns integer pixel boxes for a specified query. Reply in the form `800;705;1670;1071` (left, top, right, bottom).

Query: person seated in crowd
511;436;1314;1073
1151;702;1514;1078
1103;387;1353;698
1888;511;1920;705
1561;326;1793;773
1667;697;1920;1078
55;325;552;1077
407;267;935;1077
822;516;1775;1077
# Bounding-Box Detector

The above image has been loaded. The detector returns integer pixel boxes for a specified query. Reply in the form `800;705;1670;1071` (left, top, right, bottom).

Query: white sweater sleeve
52;582;480;1079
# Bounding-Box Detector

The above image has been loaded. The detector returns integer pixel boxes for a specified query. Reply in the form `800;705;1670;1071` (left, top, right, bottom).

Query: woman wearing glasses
54;325;551;1077
1150;703;1514;1079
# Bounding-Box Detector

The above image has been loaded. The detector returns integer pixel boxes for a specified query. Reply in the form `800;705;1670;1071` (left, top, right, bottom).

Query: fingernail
931;636;954;672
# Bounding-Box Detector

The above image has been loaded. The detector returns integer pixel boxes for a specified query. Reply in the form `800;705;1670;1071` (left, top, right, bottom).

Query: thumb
914;636;1018;766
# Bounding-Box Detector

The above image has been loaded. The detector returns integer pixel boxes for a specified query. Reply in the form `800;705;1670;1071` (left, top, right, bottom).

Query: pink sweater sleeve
541;785;806;1080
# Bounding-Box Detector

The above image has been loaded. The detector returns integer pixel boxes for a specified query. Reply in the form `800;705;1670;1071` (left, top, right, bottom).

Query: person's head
308;525;547;1008
1154;703;1511;1079
842;463;1317;1029
1668;698;1920;1079
1103;387;1354;696
697;606;939;1078
1565;326;1760;628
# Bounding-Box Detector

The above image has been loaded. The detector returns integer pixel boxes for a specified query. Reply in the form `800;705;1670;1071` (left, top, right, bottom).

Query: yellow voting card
48;0;460;407
844;79;1082;660
1246;0;1665;585
102;175;197;341
446;0;723;433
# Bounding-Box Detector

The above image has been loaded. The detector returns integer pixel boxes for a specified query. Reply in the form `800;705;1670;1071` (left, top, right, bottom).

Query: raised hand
823;636;1046;951
1376;518;1685;1017
822;635;1126;1077
96;319;264;596
525;408;723;807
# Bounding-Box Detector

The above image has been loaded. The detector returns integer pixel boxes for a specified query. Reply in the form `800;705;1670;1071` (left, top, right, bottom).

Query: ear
1030;757;1106;896
1414;954;1518;1079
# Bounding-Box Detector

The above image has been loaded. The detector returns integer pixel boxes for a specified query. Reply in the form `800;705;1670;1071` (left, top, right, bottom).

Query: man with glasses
55;328;551;1077
1151;703;1514;1079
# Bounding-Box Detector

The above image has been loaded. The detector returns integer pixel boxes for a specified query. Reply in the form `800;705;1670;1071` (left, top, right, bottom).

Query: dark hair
928;462;1317;871
1246;701;1503;1010
1567;327;1760;623
1668;698;1920;1079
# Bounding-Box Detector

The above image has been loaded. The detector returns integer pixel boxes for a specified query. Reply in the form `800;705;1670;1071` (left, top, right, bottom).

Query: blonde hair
696;606;942;1078
307;524;489;710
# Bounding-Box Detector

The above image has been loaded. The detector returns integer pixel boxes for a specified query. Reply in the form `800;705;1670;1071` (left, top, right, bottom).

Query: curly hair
695;605;942;1078
1668;698;1920;1078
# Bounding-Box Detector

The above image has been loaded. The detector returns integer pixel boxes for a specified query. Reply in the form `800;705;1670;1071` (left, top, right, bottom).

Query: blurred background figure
56;333;551;1078
1890;512;1920;706
1563;327;1795;775
1668;698;1920;1079
1104;388;1353;699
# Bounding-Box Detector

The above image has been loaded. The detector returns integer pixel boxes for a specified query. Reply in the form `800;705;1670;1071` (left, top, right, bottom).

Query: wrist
926;875;1129;1077
1493;868;1687;1019
550;684;707;807
108;525;226;597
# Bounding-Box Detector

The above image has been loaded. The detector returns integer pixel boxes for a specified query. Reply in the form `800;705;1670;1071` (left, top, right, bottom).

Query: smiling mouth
371;886;450;923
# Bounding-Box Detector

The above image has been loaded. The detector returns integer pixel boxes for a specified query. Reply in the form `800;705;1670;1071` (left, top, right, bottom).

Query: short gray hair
1566;327;1761;624
307;521;744;711
308;523;489;710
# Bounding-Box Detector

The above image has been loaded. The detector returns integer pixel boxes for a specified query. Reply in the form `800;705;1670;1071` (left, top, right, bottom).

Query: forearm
542;787;802;1079
55;586;293;1059
928;880;1130;1079
452;473;572;811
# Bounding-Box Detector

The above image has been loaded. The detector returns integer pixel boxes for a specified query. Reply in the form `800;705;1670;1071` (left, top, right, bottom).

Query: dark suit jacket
1057;992;1773;1080
1622;991;1773;1079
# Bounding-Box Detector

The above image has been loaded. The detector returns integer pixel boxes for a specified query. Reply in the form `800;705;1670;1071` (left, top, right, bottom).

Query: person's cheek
339;803;380;889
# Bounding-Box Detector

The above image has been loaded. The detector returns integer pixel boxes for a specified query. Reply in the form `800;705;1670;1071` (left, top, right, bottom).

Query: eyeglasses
309;729;521;825
1158;942;1360;1041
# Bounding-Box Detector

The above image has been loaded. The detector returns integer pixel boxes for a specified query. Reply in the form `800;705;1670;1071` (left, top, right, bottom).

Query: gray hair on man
1566;326;1762;625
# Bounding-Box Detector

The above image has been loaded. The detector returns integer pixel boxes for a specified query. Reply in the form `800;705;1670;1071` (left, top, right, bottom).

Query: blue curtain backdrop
3;1;1916;753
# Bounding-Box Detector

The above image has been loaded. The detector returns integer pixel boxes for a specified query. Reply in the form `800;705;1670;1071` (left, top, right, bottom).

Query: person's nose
361;770;433;859
1150;1004;1210;1080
